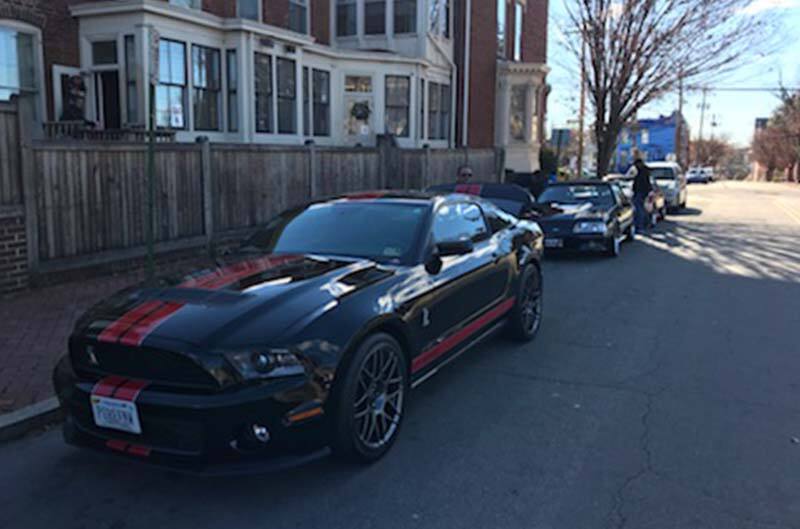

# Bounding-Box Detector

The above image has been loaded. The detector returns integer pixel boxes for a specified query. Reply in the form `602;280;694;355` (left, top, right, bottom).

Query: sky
546;0;800;147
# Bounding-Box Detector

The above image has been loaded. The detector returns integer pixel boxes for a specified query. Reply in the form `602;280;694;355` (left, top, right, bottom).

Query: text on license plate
545;238;564;248
91;396;142;435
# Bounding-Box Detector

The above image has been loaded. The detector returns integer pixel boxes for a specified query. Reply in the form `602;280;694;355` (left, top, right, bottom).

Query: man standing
632;158;652;233
457;165;474;184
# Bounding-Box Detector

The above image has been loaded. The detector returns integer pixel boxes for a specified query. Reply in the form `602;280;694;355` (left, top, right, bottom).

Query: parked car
649;162;687;210
426;182;537;217
530;181;635;257
603;173;667;226
53;191;544;473
687;166;713;184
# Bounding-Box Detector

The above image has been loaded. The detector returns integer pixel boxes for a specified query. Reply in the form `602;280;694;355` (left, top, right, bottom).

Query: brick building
0;0;549;172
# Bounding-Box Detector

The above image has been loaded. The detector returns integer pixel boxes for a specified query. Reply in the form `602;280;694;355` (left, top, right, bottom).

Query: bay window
365;0;386;35
254;53;273;133
289;0;309;34
312;69;330;136
170;0;201;8
156;39;186;129
509;85;525;141
428;82;450;141
124;35;137;124
192;45;221;131
276;58;297;134
385;75;410;137
227;50;238;132
337;0;357;36
394;0;417;34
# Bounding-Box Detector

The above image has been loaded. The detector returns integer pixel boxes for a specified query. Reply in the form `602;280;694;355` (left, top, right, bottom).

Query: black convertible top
427;182;536;216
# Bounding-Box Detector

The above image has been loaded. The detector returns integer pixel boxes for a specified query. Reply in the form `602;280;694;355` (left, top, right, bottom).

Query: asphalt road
2;181;800;529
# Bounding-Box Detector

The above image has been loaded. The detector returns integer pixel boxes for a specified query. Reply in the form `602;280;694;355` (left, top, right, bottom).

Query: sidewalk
0;271;146;414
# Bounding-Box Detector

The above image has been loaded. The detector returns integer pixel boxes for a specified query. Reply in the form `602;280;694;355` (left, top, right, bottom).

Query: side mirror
436;239;475;257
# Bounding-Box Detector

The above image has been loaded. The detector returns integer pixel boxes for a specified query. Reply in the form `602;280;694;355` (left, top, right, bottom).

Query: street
2;181;799;529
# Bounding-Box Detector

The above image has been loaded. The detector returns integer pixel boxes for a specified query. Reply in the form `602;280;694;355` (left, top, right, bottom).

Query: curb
0;398;63;443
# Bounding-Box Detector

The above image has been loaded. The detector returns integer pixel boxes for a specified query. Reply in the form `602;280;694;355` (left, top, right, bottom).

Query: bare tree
564;0;779;177
752;91;800;182
691;137;734;168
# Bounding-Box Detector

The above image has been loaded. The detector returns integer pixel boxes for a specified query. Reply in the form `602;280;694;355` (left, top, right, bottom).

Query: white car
648;162;687;210
687;166;714;184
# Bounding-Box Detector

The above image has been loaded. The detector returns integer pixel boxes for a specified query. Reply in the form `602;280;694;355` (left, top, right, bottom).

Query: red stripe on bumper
105;439;128;452
119;302;185;346
126;444;152;458
412;298;515;373
91;376;127;398
97;300;164;344
113;379;149;401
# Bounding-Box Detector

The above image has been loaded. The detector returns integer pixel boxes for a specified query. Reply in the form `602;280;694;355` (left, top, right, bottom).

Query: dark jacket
633;163;653;196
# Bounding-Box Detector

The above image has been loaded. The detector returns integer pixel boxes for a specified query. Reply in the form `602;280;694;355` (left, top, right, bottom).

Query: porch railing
43;121;176;142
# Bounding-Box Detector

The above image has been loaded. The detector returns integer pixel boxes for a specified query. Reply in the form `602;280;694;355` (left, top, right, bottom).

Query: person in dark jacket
632;159;652;232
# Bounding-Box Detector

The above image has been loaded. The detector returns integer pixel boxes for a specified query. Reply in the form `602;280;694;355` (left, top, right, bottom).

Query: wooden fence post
199;137;215;256
17;95;39;276
307;141;318;198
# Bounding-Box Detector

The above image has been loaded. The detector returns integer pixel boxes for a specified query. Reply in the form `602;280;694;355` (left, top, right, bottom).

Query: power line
686;86;800;93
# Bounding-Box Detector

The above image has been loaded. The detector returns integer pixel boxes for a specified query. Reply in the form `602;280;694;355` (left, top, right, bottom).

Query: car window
538;185;615;208
482;202;516;232
652;168;676;180
433;202;489;243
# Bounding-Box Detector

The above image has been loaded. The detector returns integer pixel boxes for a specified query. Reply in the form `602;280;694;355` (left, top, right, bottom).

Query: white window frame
289;0;311;34
0;20;46;120
237;0;263;22
52;65;81;122
513;1;523;62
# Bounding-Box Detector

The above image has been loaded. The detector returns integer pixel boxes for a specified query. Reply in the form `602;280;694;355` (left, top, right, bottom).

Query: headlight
573;221;608;234
225;349;305;380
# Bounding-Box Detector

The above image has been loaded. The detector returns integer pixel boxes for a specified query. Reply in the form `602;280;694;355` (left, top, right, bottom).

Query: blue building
613;112;689;173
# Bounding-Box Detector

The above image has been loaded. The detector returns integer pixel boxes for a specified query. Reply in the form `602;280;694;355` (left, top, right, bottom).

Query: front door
94;71;121;130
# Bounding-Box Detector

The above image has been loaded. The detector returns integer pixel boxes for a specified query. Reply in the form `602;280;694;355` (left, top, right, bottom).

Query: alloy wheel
353;343;404;450
520;270;543;335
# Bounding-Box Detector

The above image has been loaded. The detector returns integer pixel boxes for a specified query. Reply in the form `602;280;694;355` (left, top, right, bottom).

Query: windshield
244;201;429;264
537;185;615;207
651;168;676;180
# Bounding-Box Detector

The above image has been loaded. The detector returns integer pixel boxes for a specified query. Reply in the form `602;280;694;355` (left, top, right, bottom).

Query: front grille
70;340;220;392
539;220;575;235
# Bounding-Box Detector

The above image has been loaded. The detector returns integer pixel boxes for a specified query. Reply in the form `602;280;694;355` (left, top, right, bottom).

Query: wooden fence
19;139;502;273
0;100;22;207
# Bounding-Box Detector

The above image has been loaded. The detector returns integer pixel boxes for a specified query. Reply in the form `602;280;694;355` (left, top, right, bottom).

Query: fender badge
421;308;431;328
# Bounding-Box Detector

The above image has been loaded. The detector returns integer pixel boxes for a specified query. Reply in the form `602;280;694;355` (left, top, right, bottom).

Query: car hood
75;253;394;350
530;202;610;222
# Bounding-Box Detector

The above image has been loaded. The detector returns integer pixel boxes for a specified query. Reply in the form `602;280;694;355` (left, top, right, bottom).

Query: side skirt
411;319;508;389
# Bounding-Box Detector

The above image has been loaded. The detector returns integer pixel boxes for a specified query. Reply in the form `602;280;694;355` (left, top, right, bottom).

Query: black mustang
53;191;544;473
531;181;635;257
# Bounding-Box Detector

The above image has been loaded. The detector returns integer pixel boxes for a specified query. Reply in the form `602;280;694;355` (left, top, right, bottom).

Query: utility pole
576;33;587;179
698;87;709;142
675;73;684;167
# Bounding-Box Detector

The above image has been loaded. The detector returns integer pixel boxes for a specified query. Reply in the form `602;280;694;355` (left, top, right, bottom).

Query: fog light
252;424;271;443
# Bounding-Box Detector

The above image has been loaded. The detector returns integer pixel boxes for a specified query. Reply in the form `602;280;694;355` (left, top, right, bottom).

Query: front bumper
53;356;331;475
542;233;611;253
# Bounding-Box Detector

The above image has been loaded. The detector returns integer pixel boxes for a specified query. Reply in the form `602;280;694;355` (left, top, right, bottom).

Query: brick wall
522;0;548;65
464;0;499;149
202;0;235;18
264;0;290;28
310;0;330;44
0;207;28;294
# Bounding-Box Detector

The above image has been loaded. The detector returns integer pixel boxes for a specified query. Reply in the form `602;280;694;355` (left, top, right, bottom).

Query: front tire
607;231;621;257
507;265;543;342
331;333;408;463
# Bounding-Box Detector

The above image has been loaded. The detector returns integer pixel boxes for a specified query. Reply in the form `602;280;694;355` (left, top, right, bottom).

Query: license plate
545;238;564;248
91;396;142;435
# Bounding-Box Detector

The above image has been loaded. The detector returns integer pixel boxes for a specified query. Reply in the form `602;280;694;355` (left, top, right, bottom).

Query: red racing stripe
91;376;127;398
454;184;483;196
113;379;149;401
126;444;152;458
97;300;164;344
106;439;128;452
118;302;185;347
412;298;515;373
180;255;299;291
